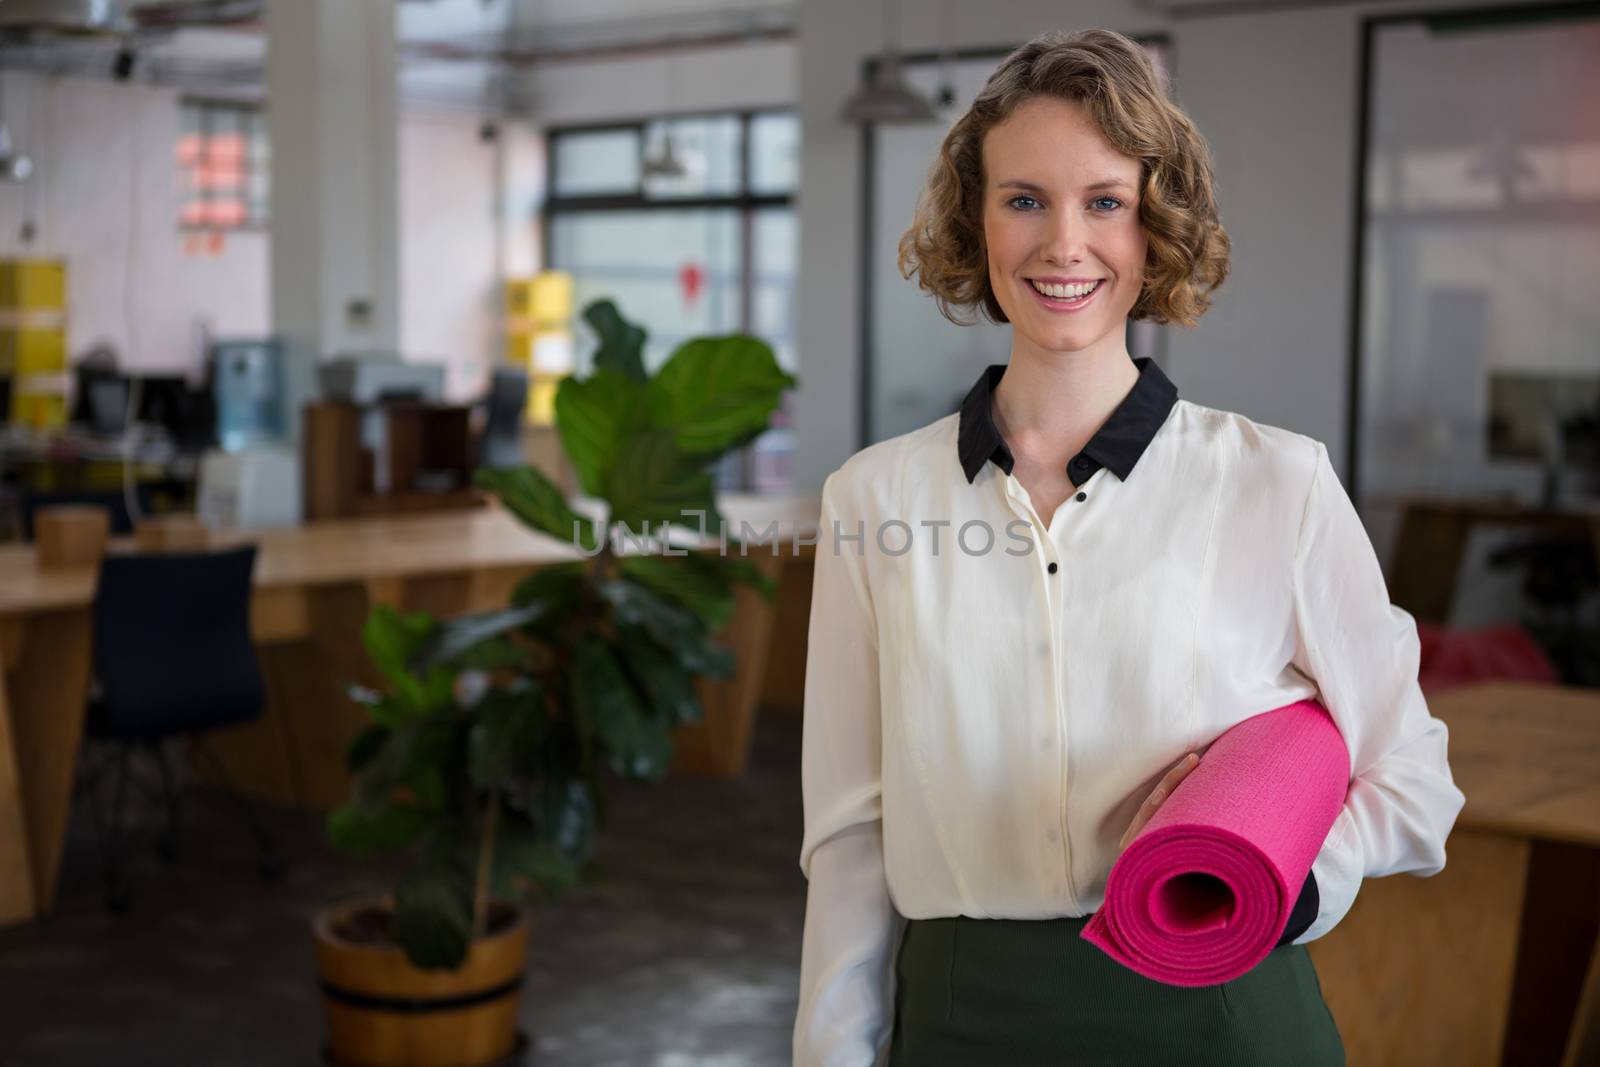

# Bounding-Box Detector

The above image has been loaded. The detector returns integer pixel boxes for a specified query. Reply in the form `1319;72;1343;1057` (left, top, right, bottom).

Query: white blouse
792;357;1467;1067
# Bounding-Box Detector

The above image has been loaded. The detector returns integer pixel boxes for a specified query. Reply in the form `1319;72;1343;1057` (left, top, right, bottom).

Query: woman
792;28;1465;1067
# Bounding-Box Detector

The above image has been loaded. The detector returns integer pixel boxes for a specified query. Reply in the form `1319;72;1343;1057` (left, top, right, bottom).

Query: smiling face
981;95;1148;360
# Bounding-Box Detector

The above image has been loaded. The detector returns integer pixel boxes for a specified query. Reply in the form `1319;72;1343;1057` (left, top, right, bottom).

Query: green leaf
392;862;474;971
412;604;547;670
363;603;431;683
617;554;736;632
450;635;528;672
362;696;418;730
614;622;704;727
491;816;585;903
326;802;432;853
346;724;389;773
350;712;461;809
508;563;592;646
554;369;648;496
603;428;719;536
475;465;599;552
647;335;796;457
599;579;734;679
511;562;587;604
536;778;598;859
361;604;455;716
571;638;674;782
510;562;589;644
664;549;780;611
467;684;549;789
582;298;648;384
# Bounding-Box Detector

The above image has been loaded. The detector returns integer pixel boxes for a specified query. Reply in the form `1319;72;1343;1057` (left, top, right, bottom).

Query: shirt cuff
1276;870;1319;946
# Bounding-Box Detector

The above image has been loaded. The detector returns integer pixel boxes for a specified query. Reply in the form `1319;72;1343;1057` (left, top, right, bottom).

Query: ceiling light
841;54;937;124
641;130;688;179
0;124;34;182
840;0;936;124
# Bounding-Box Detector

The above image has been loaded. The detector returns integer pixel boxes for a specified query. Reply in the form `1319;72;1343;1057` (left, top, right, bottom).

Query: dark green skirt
888;913;1345;1066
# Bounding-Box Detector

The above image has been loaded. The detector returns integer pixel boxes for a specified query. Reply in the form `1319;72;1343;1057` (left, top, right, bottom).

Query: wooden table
0;494;820;926
1307;681;1600;1066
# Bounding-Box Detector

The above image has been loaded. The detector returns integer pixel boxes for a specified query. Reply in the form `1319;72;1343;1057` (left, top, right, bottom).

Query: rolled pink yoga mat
1080;698;1351;987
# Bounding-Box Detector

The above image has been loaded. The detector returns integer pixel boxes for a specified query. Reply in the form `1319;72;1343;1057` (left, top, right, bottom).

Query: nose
1041;206;1088;266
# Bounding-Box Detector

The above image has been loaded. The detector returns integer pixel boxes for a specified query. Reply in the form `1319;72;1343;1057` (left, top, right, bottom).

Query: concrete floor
0;708;809;1067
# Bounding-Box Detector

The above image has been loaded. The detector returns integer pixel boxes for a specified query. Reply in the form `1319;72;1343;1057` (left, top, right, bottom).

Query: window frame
541;107;798;336
176;96;269;233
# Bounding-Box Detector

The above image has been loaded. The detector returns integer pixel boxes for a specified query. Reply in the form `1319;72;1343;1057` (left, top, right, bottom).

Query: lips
1026;277;1104;313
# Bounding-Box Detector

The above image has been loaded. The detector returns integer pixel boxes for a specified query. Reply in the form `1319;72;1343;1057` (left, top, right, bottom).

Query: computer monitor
136;376;187;429
66;368;133;438
87;376;131;437
136;374;215;449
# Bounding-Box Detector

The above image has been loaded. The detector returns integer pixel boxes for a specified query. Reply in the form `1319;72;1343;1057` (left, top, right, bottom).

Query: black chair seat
85;695;262;744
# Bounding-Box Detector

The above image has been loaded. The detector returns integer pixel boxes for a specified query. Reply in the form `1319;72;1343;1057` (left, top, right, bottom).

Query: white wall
527;40;796;126
792;0;1533;492
0;72;269;376
0;70;542;402
399;108;543;401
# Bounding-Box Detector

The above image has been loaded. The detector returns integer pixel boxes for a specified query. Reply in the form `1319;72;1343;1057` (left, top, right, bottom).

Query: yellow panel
526;375;561;425
10;391;67;430
0;259;66;310
0;328;67;375
504;331;534;364
504;278;537;320
529;271;573;326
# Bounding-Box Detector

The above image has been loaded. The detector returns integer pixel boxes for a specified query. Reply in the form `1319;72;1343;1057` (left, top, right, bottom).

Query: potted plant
312;298;797;1067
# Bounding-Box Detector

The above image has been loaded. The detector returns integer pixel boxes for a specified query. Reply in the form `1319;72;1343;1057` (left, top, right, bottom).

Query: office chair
479;367;528;470
76;545;286;913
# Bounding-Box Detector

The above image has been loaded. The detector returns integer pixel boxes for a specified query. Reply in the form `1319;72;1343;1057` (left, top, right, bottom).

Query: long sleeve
1286;440;1468;945
794;473;905;1067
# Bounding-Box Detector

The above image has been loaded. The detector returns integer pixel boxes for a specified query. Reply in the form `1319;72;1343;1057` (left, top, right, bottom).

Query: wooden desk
1307;681;1600;1066
0;494;820;927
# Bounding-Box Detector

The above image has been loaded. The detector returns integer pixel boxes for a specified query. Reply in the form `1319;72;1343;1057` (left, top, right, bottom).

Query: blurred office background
0;1;1596;1065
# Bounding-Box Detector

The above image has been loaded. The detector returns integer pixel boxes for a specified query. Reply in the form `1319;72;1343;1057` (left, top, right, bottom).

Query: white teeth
1030;279;1101;300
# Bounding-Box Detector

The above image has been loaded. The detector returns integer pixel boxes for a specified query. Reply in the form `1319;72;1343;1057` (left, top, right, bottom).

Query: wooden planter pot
313;898;530;1067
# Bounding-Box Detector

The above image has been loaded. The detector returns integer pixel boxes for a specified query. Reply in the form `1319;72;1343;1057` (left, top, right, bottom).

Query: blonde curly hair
897;28;1230;329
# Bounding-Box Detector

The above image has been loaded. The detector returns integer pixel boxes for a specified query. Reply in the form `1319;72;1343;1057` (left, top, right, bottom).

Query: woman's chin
1016;319;1118;357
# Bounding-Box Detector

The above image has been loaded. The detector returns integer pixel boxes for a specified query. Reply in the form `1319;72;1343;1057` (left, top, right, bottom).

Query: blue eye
1006;195;1041;211
1093;196;1124;212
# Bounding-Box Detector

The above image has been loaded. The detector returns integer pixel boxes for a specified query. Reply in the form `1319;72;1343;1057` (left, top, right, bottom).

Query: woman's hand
1116;751;1201;854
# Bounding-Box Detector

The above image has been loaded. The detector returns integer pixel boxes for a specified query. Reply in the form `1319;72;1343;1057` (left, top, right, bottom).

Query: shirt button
1047;561;1058;574
1075;492;1087;502
1046;828;1059;844
1039;735;1051;751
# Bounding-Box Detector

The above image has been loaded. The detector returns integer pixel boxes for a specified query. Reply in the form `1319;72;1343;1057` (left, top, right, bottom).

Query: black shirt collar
957;357;1179;486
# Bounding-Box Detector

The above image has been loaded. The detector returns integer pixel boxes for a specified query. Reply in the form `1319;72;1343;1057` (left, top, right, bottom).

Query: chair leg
72;739;109;803
88;743;135;914
188;737;288;882
153;740;184;862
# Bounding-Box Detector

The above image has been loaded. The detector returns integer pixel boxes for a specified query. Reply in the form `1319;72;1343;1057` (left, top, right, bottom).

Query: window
544;110;800;492
177;100;269;231
1356;13;1600;508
